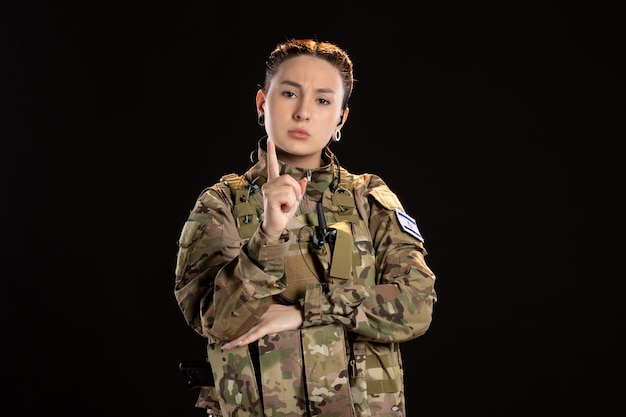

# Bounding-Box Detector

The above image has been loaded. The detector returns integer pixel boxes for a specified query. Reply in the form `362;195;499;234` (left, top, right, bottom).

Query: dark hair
262;39;354;110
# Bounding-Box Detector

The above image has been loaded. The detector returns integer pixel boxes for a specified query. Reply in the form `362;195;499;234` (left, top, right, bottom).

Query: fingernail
233;341;242;347
221;343;230;350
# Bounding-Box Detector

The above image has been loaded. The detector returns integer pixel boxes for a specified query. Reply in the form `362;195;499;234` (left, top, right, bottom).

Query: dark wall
1;1;623;416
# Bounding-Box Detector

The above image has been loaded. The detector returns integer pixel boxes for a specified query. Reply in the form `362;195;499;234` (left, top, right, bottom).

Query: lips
288;129;310;139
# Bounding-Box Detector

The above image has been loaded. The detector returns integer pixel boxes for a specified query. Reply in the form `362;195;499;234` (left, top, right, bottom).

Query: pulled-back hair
263;39;354;110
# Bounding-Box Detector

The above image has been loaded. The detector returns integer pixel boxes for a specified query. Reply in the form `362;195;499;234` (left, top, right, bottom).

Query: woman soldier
174;38;437;417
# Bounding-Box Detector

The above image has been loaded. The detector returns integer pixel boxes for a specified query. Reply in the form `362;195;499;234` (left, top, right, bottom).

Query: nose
294;102;311;121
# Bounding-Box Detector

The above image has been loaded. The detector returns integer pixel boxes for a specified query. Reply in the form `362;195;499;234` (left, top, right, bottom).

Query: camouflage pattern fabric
205;325;356;417
206;342;264;416
258;330;306;416
174;139;437;416
300;324;354;416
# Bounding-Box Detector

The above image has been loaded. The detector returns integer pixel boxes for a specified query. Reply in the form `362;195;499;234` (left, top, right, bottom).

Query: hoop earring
334;129;341;142
257;114;265;126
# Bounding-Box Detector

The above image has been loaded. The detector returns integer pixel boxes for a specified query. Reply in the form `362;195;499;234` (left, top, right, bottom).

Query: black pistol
179;361;214;388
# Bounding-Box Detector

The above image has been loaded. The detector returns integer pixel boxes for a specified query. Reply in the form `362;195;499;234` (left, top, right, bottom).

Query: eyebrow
280;80;336;95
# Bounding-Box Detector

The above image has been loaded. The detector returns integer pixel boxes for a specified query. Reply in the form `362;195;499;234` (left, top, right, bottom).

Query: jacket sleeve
301;175;438;343
173;186;289;342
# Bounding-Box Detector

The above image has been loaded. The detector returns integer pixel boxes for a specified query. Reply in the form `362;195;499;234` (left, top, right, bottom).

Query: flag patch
395;208;424;242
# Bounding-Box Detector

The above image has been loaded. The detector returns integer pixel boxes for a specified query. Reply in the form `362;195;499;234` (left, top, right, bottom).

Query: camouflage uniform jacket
174;140;437;416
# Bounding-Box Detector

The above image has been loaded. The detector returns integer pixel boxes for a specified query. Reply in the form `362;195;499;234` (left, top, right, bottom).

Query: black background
1;1;624;416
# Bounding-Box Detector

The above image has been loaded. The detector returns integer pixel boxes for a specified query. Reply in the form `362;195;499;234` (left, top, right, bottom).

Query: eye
282;91;297;98
317;98;331;105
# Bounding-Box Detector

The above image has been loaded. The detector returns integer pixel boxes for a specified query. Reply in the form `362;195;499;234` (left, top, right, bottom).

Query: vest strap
363;346;402;394
366;377;402;394
219;173;259;239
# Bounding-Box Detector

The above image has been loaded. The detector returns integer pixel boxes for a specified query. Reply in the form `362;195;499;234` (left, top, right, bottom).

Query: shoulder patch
395;208;424;242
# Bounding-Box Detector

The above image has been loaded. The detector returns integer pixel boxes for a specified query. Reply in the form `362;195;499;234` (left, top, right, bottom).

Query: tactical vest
219;170;376;300
195;171;404;417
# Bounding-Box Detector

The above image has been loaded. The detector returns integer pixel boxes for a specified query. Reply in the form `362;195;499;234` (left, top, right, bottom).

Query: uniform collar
245;137;338;197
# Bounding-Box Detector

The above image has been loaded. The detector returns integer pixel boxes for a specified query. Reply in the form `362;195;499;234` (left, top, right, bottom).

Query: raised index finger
266;138;280;180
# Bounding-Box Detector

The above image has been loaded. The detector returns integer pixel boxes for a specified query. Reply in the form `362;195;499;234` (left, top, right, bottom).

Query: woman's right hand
220;303;303;350
260;138;307;240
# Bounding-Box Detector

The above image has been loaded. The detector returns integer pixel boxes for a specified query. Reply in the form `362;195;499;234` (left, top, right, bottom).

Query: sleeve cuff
243;223;291;280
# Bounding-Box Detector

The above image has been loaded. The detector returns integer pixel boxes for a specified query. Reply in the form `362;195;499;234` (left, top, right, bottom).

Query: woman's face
256;55;348;169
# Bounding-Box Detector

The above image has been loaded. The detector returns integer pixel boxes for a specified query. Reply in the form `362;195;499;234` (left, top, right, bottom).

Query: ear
337;107;350;127
256;89;266;115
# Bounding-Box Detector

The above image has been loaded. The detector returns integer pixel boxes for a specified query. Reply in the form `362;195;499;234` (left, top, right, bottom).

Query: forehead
271;55;343;90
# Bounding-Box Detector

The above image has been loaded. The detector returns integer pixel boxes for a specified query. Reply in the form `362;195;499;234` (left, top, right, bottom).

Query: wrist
260;221;288;242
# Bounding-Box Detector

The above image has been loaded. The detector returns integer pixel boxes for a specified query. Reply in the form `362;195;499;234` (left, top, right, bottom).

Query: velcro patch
395;209;424;242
